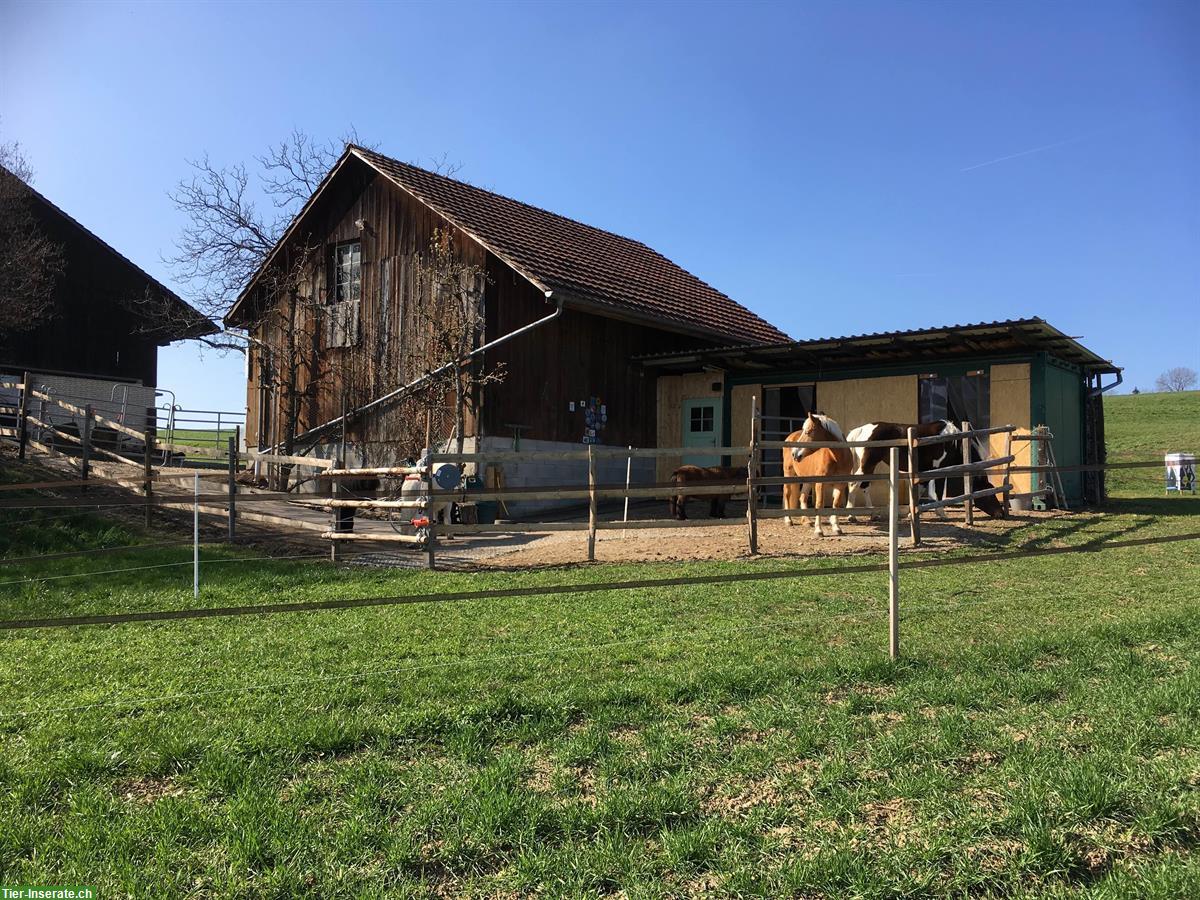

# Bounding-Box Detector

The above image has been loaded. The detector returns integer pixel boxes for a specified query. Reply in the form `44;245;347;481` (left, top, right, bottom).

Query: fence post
747;394;759;555
587;443;597;561
425;466;436;571
888;445;900;660
227;434;238;543
906;426;921;546
16;371;30;460
143;413;155;528
80;404;93;493
622;445;633;538
961;420;974;527
1002;430;1014;516
193;471;200;599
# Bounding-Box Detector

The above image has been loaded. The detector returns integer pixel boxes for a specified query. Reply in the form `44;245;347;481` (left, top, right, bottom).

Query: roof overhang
635;318;1120;376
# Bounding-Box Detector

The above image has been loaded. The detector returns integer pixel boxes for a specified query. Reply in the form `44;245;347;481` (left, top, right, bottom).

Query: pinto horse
669;465;743;520
782;413;853;536
844;420;1007;519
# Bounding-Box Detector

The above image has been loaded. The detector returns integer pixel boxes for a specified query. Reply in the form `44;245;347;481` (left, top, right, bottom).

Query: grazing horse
669;465;743;520
845;420;1007;518
782;413;853;536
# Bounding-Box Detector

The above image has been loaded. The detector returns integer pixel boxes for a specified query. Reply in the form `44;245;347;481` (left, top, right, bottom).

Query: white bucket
1165;452;1197;493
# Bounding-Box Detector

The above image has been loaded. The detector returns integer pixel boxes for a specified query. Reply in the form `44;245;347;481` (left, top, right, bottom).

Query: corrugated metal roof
635;317;1119;373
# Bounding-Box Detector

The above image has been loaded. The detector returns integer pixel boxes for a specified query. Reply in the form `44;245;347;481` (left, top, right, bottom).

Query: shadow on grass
1102;496;1200;517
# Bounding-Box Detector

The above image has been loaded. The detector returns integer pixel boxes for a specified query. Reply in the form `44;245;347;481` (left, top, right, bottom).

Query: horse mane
810;413;845;442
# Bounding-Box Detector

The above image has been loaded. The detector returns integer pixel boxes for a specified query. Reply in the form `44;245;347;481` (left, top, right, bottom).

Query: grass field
0;395;1198;897
1104;390;1200;496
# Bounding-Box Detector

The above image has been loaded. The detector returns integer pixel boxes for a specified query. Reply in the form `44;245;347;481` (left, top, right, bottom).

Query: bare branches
0;136;65;335
1156;367;1198;393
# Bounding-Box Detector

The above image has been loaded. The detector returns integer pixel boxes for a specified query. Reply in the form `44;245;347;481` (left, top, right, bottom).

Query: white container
1165;452;1197;494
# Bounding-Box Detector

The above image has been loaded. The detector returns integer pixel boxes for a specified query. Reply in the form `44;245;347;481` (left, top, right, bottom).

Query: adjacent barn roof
226;146;790;344
9;173;216;343
635;318;1120;375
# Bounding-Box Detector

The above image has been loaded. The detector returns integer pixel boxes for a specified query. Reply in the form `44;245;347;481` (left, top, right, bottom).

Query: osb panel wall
655;373;724;481
730;383;761;451
990;363;1032;495
817;375;917;505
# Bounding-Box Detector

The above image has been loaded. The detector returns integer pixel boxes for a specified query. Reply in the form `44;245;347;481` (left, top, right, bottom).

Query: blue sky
2;0;1196;410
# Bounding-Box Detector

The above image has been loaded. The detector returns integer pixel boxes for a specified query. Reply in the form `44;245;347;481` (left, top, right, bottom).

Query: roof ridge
349;145;674;259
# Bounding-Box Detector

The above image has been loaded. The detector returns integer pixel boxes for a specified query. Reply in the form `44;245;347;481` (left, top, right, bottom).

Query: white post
888;445;900;660
622;445;632;537
193;471;200;599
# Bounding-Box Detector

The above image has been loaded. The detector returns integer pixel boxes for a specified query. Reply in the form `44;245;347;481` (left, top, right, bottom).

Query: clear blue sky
2;0;1196;410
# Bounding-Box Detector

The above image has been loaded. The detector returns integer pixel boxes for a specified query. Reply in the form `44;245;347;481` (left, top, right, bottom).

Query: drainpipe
1088;369;1123;398
292;291;565;448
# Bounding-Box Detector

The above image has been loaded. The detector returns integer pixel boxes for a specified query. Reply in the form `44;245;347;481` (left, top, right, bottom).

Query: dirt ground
474;502;1065;569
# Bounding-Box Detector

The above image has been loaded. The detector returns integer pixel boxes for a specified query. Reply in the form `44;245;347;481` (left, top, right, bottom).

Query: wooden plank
248;450;335;469
321;531;425;543
320;466;422;477
914;424;1016;447
916;484;1008;514
439;522;590;534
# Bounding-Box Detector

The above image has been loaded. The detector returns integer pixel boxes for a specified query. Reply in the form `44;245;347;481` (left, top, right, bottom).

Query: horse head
791;412;846;461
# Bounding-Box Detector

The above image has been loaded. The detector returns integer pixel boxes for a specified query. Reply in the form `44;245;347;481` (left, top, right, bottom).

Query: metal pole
906;426;921;546
80;404;93;493
193;471;200;599
1002;430;1014;516
425;469;436;572
16;371;30;460
961;420;974;527
143;410;155;528
747;393;759;555
227;434;238;542
888;445;900;660
587;444;597;561
622;445;632;537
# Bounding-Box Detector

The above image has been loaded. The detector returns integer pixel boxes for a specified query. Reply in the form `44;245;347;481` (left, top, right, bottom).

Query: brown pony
782;413;853;536
669;465;743;520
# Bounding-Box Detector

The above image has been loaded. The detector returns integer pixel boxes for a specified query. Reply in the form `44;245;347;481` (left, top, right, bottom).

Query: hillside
1104;390;1200;495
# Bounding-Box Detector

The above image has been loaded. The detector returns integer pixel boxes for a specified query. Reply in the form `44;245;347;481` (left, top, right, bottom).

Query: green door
682;398;722;467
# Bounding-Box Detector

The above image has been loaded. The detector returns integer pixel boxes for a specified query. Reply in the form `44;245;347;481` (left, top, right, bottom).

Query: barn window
330;240;361;304
919;372;990;428
690;405;714;432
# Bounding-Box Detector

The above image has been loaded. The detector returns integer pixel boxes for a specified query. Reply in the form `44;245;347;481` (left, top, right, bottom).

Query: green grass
1105;390;1200;496
0;417;1198;896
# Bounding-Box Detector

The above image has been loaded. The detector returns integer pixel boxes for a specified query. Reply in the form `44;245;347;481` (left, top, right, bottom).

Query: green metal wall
1031;354;1086;503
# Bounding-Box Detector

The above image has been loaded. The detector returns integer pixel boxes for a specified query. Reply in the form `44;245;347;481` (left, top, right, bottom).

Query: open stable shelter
642;318;1121;505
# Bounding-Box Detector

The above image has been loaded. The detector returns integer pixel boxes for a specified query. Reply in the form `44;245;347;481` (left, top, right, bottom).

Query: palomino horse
782;413;853;536
669;465;743;520
844;420;1007;519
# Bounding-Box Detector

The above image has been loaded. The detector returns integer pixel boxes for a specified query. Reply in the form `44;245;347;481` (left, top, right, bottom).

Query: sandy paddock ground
474;504;1065;569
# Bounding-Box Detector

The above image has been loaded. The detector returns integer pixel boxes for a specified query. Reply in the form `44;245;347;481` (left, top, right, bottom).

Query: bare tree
409;229;505;456
1155;367;1198;393
0;135;65;334
166;130;364;481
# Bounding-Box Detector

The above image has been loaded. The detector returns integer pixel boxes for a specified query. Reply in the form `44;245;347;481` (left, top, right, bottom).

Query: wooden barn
0;173;214;429
641;319;1121;506
225;145;788;488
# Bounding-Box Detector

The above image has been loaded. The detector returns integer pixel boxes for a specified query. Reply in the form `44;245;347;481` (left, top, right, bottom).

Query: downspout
1088;369;1123;397
291;291;565;448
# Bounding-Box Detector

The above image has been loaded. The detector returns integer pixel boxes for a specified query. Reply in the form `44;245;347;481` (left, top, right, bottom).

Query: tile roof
349;146;789;345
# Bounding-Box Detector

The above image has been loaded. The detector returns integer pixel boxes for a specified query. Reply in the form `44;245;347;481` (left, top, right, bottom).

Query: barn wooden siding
0;197;162;386
483;267;702;450
245;158;710;456
245;163;485;451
